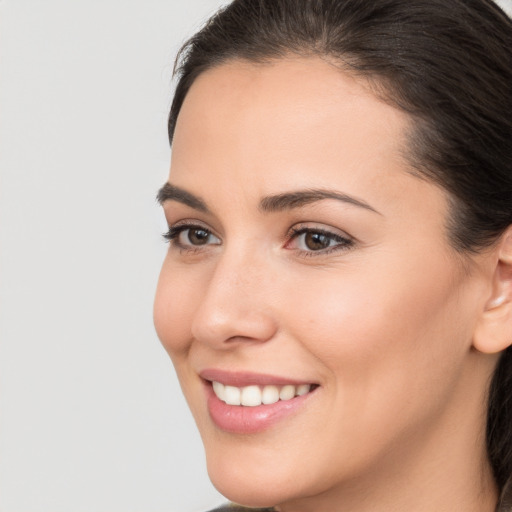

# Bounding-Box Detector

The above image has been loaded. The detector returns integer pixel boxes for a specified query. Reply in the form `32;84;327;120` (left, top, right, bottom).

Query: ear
473;227;512;354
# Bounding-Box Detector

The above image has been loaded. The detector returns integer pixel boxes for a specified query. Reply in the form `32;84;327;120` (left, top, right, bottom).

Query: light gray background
1;1;511;512
0;1;227;511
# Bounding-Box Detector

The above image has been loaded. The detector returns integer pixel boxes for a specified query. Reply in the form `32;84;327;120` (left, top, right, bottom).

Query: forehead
171;57;410;180
174;57;408;149
169;57;445;224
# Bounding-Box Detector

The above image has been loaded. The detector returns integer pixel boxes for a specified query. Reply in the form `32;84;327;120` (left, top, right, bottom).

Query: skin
154;57;504;512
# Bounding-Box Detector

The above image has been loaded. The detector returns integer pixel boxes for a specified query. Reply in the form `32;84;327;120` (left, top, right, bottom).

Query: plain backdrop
0;1;227;511
1;1;511;512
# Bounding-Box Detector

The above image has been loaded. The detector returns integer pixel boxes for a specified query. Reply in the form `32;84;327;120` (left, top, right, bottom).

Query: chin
204;443;303;508
208;468;288;509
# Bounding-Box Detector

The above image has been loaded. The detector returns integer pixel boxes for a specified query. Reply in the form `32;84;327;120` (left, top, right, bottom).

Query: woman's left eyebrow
259;189;382;215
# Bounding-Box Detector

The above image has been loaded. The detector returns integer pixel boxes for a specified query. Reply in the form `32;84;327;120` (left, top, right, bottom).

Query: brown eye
172;226;221;248
185;228;211;245
286;227;354;256
304;232;332;251
164;224;221;248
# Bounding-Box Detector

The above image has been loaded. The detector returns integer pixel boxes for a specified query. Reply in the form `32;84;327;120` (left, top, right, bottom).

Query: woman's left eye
286;227;354;255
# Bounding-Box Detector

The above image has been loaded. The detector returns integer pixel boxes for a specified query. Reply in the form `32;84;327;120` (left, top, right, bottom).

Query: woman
154;1;512;510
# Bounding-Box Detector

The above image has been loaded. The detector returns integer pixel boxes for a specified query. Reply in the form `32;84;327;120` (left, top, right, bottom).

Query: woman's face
154;58;492;509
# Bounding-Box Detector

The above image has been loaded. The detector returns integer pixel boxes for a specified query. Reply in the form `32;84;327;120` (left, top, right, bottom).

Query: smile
200;370;319;433
212;381;313;406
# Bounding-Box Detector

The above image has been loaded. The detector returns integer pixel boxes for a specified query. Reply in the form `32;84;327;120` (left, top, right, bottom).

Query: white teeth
262;385;279;405
279;385;295;401
224;385;241;405
212;381;225;401
241;385;262;407
296;384;311;396
212;381;313;406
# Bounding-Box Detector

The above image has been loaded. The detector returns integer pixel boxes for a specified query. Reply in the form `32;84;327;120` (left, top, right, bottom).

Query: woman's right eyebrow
157;183;210;213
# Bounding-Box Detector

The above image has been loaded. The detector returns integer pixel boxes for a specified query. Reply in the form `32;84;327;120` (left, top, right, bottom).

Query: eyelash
163;223;220;253
286;226;355;257
163;223;355;257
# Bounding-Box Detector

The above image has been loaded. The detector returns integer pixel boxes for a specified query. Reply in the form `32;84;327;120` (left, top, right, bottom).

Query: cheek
281;257;472;421
153;258;201;359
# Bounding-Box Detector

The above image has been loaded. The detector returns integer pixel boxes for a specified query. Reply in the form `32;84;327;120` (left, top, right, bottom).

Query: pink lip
200;369;318;434
200;368;314;387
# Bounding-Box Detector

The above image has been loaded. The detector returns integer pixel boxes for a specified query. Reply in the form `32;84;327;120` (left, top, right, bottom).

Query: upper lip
200;368;317;387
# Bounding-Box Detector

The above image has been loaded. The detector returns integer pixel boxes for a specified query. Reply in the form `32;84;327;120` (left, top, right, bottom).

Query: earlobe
473;227;512;355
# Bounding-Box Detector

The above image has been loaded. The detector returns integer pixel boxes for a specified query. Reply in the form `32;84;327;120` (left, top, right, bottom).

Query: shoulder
208;505;275;512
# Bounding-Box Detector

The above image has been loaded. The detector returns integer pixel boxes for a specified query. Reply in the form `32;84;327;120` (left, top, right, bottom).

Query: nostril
191;305;278;348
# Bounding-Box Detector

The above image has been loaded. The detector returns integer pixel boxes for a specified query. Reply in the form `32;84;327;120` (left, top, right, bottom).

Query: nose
190;247;278;348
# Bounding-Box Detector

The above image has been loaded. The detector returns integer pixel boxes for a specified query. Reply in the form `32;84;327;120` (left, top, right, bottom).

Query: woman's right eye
164;225;221;249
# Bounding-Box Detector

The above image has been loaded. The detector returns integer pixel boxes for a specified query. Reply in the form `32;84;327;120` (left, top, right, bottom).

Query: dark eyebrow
157;183;209;213
157;183;380;216
259;189;381;215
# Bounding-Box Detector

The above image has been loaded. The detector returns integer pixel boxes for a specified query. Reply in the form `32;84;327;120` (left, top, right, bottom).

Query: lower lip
205;383;317;434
